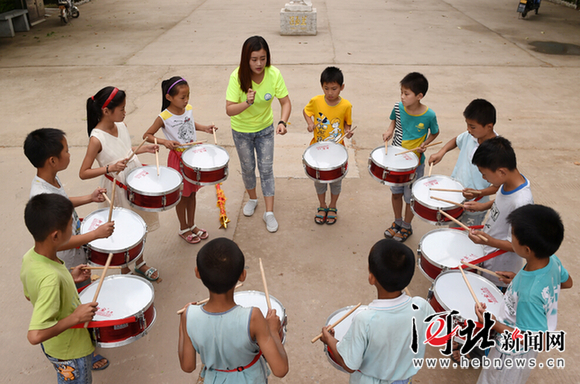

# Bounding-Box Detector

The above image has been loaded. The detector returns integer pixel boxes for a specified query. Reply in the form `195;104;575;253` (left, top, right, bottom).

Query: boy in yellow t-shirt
303;67;353;225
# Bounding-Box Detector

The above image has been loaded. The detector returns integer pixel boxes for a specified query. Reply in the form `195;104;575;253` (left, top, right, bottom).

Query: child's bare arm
321;327;355;373
27;302;97;345
344;123;353;139
58;223;114;251
251;308;288;378
144;117;180;150
562;275;573;289
383;120;395;142
429;136;457;165
464;199;494;212
468;229;514;251
416;132;440;153
178;308;197;373
303;109;315;132
79;137;127;178
194;121;218;135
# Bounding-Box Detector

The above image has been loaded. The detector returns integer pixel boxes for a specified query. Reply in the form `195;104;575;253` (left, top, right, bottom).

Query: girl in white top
79;86;161;281
144;77;217;244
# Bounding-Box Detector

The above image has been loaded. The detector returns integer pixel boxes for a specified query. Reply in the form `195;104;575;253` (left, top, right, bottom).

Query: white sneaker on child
263;212;278;233
243;199;258;217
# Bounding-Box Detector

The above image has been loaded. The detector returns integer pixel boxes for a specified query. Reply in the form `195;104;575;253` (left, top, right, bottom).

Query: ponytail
86;86;126;136
161;76;188;112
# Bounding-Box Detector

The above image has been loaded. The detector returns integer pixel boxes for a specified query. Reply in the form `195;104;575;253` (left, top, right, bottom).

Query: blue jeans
232;125;275;197
43;346;92;384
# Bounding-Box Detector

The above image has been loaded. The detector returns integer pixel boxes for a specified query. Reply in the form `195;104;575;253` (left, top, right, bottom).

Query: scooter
517;0;540;18
58;0;79;24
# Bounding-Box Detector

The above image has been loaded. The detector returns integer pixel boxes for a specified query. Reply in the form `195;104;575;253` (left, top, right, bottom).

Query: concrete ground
1;0;580;382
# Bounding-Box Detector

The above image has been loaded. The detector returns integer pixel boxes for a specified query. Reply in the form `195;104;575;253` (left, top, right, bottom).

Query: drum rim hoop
369;145;419;171
83;208;147;251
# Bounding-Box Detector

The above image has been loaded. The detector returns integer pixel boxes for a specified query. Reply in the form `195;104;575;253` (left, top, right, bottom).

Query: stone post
280;0;317;36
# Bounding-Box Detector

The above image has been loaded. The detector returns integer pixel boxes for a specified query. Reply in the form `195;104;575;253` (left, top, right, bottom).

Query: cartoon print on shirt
177;117;195;143
315;113;342;142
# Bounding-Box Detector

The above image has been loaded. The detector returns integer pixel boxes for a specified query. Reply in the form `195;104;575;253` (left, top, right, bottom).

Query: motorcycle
517;0;540;18
58;0;80;24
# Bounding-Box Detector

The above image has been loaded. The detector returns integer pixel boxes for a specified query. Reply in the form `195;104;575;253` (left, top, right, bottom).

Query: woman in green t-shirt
226;36;292;233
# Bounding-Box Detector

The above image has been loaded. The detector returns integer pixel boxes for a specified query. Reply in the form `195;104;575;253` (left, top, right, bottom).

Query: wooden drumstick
404;287;411;296
154;137;160;176
107;180;117;223
259;258;272;311
102;192;112;205
395;141;443;156
176;283;244;314
179;140;206;147
461;261;502;279
84;252;113;328
384;139;389;155
212;122;217;145
126;138;148;162
431;196;465;208
311;303;362;343
336;126;357;144
428;161;434;177
438;210;488;242
70;266;122;270
459;265;481;308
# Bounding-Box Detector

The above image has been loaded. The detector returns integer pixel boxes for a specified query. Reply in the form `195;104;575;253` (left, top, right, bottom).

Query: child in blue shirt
321;239;434;383
178;238;288;383
475;204;572;384
383;72;439;242
429;99;499;226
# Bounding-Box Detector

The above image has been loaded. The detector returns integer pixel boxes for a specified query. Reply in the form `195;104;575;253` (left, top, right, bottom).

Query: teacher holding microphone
226;36;292;233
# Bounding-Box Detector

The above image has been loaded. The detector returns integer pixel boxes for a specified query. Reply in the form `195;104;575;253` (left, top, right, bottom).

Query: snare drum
411;175;465;224
79;275;156;348
81;208;147;267
418;229;484;281
234;291;287;344
368;146;419;186
302;141;348;183
126;165;183;212
181;144;229;185
324;305;368;372
428;270;503;328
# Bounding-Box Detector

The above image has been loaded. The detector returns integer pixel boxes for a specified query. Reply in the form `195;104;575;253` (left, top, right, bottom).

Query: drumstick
438;210;488;242
311;303;362;343
404;287;411;296
154;137;160;176
178;140;207;147
102;193;112;205
335;126;358;144
459;265;481;308
461;261;502;279
259;258;272;311
176;283;244;314
84;252;113;328
107;180;117;223
70;266;122;270
126;138;148;162
212;122;217;145
395;141;443;156
430;188;482;194
428;161;434;177
431;196;465;208
385;139;388;155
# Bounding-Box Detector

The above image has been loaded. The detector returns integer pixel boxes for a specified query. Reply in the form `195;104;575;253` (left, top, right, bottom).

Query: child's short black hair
472;136;516;171
197;238;245;294
368;239;415;292
320;66;344;86
25;194;73;242
508;204;564;259
23;128;66;168
463;99;496;127
400;72;428;97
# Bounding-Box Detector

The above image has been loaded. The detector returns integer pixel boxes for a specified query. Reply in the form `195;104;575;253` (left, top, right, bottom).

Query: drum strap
213;351;263;372
105;174;128;191
393;102;403;147
70;316;137;329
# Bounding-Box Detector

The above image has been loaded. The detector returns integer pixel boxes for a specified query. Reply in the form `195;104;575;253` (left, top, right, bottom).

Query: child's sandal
394;227;412;242
191;225;209;240
179;228;201;244
315;207;328;225
326;208;338;225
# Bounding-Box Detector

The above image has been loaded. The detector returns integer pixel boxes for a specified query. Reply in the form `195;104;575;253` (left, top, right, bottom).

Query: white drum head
370;146;419;171
81;208;146;251
303;142;348;170
182;144;229;169
79;275;154;320
420;229;484;268
325;305;368;341
126;166;182;194
412;175;465;208
433;271;503;322
234;291;285;319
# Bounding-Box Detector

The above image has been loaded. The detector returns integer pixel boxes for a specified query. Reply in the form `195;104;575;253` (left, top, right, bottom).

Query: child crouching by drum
144;76;217;244
320;239;434;383
303;67;353;225
178;238;288;382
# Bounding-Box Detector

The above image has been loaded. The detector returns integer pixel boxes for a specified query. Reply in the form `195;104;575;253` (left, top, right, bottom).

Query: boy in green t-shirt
21;194;98;383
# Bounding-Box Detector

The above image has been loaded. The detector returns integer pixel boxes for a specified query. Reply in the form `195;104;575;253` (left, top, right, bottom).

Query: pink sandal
191;225;209;240
178;228;201;244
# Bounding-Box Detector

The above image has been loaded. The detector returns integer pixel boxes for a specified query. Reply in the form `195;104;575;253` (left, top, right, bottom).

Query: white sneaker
263;212;278;233
243;199;258;217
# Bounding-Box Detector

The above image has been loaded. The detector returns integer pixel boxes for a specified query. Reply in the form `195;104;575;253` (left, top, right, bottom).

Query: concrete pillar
280;0;317;36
